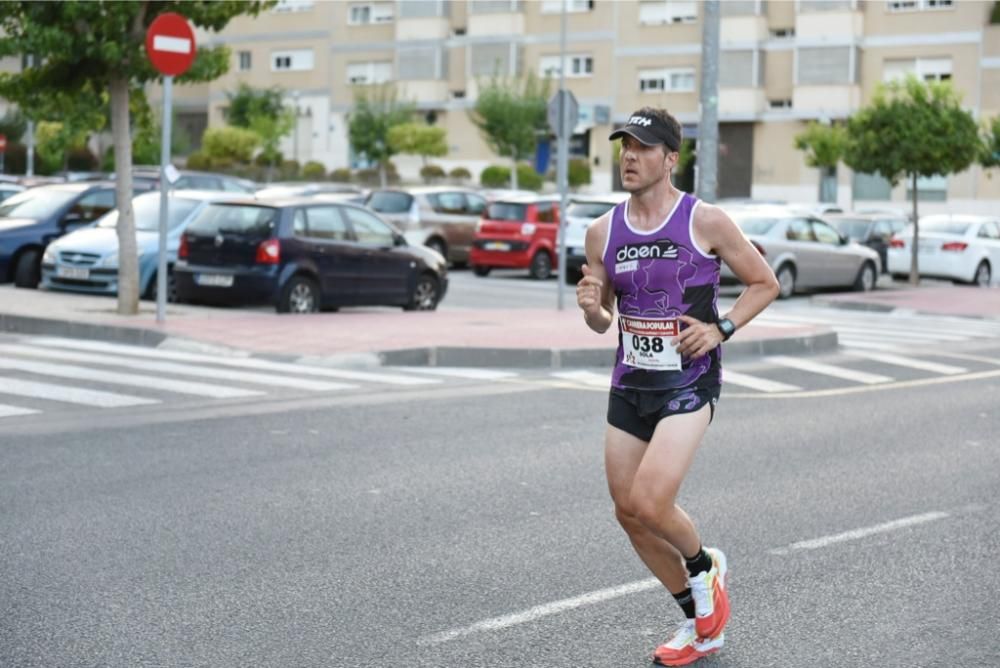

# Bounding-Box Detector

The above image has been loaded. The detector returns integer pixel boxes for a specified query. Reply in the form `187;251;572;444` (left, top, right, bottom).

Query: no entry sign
145;13;196;77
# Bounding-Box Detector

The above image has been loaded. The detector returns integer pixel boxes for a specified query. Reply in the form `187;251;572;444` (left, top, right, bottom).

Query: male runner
576;108;779;665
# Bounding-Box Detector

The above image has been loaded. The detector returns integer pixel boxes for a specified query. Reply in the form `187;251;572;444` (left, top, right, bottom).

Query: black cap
609;112;681;151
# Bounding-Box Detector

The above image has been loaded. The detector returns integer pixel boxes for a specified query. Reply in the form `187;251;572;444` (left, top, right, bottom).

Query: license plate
569;247;586;257
484;241;511;251
56;266;90;280
196;273;233;287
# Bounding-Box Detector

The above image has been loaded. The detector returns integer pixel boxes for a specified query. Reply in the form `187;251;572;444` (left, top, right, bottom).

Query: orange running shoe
652;619;725;666
689;547;730;639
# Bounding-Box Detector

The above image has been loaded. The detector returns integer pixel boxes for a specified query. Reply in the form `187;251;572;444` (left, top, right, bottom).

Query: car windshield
367;191;413;214
189;203;278;237
486;202;527;221
921;219;971;235
830;219;872;241
97;196;201;231
566;201;616;219
733;217;778;235
0;188;78;219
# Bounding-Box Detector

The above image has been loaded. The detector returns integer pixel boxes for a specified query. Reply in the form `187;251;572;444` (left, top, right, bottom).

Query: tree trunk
510;154;518;190
909;171;920;287
378;161;387;188
110;76;139;315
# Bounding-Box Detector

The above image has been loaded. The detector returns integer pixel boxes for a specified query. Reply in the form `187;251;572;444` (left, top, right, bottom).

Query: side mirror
839;234;849;246
393;233;407;247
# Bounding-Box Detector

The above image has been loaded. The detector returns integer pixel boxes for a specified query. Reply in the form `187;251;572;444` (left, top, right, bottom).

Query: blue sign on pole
535;139;551;175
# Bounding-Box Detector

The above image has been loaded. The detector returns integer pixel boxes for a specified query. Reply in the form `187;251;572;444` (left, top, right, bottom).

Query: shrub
448;166;471;182
301;160;326;179
184;151;213;170
420;164;446;183
201;126;260;164
480;164;510;188
329;167;352;182
516;163;543;190
992;0;1000;24
568;158;591;188
278;159;300;180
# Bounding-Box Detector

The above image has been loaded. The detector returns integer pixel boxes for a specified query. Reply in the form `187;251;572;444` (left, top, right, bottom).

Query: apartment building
161;0;999;211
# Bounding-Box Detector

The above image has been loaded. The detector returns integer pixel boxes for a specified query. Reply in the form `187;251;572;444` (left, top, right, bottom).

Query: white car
562;192;630;283
887;215;1000;286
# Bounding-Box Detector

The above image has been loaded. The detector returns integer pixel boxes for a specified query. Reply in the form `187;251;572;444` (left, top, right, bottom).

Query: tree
794;121;847;203
224;83;285;128
387;122;447;166
0;1;272;315
469;72;550;189
980;115;1000;172
248;108;294;182
843;76;980;285
0;109;26;143
348;84;414;187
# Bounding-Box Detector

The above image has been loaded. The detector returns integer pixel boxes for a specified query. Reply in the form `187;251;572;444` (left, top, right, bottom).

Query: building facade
152;0;998;211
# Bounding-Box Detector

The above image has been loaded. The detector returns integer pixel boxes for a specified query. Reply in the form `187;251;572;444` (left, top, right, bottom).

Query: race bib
620;315;681;371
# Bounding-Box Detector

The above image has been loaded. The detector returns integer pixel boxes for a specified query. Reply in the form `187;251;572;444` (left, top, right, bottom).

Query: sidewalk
4;283;997;368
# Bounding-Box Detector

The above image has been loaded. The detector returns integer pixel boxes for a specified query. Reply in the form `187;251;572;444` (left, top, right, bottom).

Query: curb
811;296;1000;321
0;313;168;347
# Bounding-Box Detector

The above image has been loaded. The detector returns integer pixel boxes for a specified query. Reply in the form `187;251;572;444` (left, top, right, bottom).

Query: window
639;1;697;25
272;0;314;12
347;61;392;85
812;221;843;245
428;192;468;215
271;49;314;72
786;219;816;242
471;43;515;77
977;222;1000;240
906;174;947;202
535;202;557;223
797;47;852;85
341;207;394;245
238;51;252;71
639;68;696;93
887;0;952;11
397;47;442;81
769;28;795;38
70;190;116;223
348;3;394;24
799;0;853;11
883;57;951;83
539;54;593;78
719;50;754;87
769;99;793;109
305;207;350;241
541;0;593;13
471;0;523;12
465;194;486;216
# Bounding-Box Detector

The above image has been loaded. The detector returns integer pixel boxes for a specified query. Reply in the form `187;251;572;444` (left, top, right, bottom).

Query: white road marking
847;351;967;375
0;403;40;418
0;357;263;399
399;367;518;380
32;338;436;386
836;338;900;351
723;370;801;393
768;511;950;555
0;344;350;392
551;370;609;387
765;355;893;384
0;377;158;408
418;578;661;646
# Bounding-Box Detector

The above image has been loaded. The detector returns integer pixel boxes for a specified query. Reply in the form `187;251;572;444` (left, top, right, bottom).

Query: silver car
721;205;881;298
365;186;487;265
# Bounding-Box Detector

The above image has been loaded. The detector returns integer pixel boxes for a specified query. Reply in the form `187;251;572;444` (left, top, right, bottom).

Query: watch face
719;319;735;337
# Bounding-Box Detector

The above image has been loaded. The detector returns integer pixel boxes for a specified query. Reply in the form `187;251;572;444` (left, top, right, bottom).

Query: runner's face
619;135;677;193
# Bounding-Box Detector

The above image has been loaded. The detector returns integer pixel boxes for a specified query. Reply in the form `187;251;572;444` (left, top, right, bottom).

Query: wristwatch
716;317;736;342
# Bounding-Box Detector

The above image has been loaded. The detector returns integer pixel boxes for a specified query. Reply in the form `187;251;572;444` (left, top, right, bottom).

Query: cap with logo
609;111;681;152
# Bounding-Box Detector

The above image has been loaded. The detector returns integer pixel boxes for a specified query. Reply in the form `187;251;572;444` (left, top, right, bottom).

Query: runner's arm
674;203;779;357
577;214;615;334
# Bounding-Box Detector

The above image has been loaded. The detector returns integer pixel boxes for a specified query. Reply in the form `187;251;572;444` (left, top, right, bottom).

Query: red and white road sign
145;13;196;77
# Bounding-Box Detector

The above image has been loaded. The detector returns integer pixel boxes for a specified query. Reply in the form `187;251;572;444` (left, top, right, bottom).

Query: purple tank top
602;192;722;391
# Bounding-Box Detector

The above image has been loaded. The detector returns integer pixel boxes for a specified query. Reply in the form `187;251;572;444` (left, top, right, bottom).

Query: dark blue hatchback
174;198;448;313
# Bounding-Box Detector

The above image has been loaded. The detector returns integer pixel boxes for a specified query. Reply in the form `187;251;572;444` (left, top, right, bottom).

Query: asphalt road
2;344;998;668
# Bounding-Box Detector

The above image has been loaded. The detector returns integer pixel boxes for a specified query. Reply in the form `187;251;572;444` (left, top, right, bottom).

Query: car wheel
775;263;796;299
277;276;320;314
473;265;491;277
144;270;178;303
529;251;553;280
404;273;439;311
426;238;447;261
13;249;41;288
853;262;877;292
974;261;991;287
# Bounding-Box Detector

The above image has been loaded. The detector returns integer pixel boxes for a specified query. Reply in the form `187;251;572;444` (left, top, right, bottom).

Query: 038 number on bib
620;315;681;370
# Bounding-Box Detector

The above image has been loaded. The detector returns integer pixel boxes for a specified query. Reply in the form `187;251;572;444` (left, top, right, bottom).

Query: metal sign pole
156;75;173;324
556;0;569;311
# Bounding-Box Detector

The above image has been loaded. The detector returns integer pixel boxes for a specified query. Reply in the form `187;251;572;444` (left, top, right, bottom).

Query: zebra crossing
756;305;1000;352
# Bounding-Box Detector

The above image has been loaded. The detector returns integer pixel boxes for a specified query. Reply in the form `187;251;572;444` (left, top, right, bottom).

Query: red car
470;195;561;279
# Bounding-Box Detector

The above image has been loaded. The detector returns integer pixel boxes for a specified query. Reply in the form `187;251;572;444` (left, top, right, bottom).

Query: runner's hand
576;264;604;318
673;315;724;358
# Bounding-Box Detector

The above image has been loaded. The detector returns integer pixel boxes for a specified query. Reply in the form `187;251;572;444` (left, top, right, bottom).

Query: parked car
256;182;363;198
174;198;448;312
469;195;561;280
40;190;245;301
129;168;257;193
0;181;125;287
826;212;909;274
887;214;1000;286
365;186;487;265
721;205;881;298
563;192;630;283
0;182;25;203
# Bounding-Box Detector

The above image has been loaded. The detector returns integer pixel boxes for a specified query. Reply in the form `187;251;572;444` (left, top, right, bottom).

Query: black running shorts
607;385;720;442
